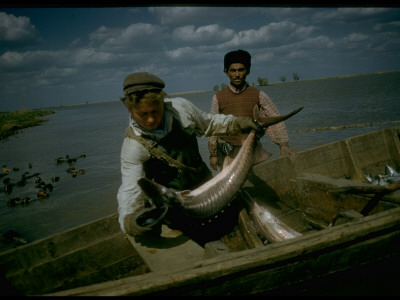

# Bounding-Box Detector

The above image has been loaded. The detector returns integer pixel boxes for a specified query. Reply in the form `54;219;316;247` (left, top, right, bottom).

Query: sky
1;5;400;111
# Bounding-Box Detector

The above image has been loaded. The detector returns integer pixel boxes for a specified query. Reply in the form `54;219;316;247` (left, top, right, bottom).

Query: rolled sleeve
259;91;289;145
169;97;242;137
208;94;219;157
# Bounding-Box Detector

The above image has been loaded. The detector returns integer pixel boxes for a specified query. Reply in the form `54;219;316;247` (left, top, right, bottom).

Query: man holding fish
117;71;302;244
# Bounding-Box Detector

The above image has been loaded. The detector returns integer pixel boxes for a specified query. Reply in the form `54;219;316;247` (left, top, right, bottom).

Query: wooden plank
126;225;204;273
220;225;248;252
203;240;230;259
238;208;264;248
0;213;122;275
5;233;149;295
46;207;400;296
384;127;400;167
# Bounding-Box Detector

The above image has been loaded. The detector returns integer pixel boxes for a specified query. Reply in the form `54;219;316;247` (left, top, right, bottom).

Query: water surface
1;72;399;252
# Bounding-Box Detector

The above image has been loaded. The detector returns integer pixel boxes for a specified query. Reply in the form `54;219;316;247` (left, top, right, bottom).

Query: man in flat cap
208;49;296;171
117;71;299;245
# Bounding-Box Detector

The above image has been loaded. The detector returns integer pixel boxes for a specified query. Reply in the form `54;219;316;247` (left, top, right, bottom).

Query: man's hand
280;144;296;157
209;156;218;170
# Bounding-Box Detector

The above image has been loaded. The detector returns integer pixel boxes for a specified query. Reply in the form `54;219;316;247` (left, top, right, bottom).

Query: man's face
226;63;248;88
128;100;164;130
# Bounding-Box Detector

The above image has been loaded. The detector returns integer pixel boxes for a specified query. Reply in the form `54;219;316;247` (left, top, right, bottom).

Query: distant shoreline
170;70;400;94
52;70;400;108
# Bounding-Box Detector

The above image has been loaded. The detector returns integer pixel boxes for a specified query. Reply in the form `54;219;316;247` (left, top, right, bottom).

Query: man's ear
122;99;132;111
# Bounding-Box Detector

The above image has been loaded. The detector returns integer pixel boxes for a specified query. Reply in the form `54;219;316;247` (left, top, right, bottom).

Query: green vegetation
211;70;400;91
213;83;228;91
257;77;268;86
0;109;55;140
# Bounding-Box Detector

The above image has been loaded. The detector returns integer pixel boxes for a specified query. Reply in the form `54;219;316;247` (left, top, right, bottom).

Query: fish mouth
136;206;168;227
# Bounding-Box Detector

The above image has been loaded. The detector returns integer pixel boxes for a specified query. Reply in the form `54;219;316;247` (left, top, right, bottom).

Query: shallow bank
0;109;55;140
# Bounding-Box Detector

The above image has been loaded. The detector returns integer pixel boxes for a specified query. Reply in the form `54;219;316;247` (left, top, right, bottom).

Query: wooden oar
330;181;400;195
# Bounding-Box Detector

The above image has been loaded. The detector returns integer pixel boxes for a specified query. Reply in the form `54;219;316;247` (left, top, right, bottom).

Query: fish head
385;165;400;177
138;177;179;208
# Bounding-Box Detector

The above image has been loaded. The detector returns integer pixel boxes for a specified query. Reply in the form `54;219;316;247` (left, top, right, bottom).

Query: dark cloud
0;12;41;49
0;7;399;111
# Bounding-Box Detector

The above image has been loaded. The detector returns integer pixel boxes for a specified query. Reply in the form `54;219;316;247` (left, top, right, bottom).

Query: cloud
149;6;199;25
34;67;78;87
222;21;315;48
71;48;118;65
89;23;168;52
313;7;390;23
298;36;335;49
172;24;234;44
0;12;41;48
166;47;195;59
149;6;256;26
0;50;60;70
253;52;274;62
338;7;389;16
1;7;400;111
374;21;400;31
0;46;123;75
344;33;369;43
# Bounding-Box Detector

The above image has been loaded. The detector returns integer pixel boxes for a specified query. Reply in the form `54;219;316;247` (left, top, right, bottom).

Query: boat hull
1;126;400;296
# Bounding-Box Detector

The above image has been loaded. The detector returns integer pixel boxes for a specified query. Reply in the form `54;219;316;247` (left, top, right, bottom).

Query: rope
293;120;400;133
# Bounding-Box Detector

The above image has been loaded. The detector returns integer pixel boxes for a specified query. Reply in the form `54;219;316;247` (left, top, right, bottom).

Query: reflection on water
1;72;400;251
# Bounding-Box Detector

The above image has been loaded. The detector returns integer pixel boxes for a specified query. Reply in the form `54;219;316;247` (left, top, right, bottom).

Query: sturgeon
137;106;303;221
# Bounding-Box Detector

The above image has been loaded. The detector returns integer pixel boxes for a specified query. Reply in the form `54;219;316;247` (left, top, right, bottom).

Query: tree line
213;72;300;91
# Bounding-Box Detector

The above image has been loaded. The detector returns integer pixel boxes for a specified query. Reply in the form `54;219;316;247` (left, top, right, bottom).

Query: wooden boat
1;126;400;296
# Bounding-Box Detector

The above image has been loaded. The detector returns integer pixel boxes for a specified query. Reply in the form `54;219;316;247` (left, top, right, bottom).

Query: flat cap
123;72;165;95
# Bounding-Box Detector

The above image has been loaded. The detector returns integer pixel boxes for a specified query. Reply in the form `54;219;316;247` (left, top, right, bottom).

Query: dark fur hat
224;49;251;74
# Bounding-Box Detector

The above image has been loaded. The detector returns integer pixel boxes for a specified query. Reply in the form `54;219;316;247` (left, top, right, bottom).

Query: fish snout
253;105;303;129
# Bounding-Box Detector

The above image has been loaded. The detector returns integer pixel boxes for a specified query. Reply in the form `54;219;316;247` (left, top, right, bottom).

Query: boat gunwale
45;205;400;296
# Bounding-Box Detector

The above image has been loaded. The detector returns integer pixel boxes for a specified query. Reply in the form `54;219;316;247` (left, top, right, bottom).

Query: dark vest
142;118;212;191
216;86;259;145
132;120;241;246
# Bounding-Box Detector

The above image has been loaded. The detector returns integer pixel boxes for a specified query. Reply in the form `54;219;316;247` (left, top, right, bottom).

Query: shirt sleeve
259;91;289;146
117;136;150;233
208;94;219;157
172;97;243;137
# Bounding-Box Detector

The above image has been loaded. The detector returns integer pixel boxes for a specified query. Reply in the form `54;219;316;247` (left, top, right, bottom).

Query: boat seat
126;225;205;273
294;173;400;227
296;172;371;189
297;172;400;204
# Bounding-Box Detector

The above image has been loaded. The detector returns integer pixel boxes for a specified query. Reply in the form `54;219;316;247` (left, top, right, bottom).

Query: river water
1;71;400;252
